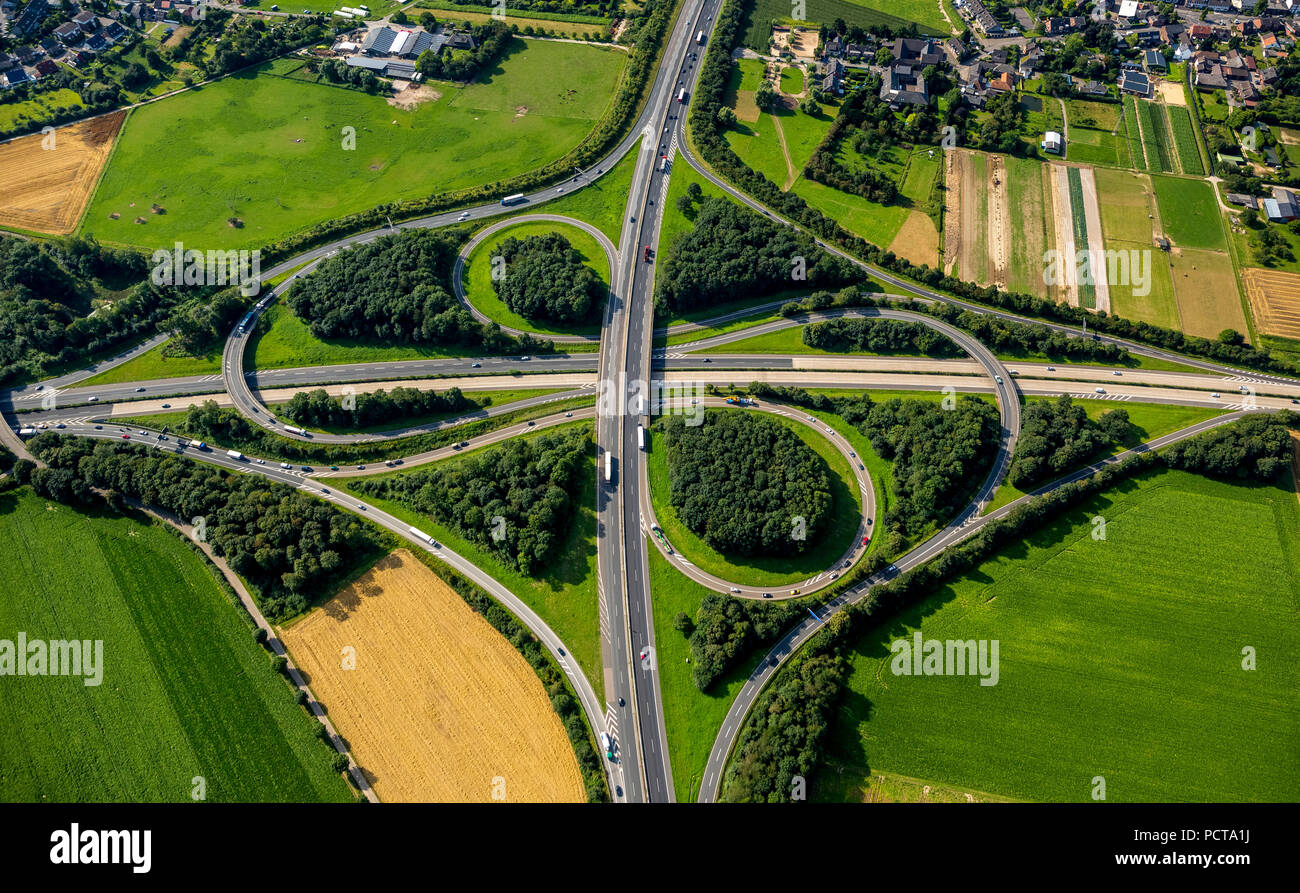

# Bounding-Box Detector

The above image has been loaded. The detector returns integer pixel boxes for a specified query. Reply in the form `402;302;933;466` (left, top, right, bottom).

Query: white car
458;212;470;221
1211;392;1220;399
1113;370;1122;376
1095;387;1106;394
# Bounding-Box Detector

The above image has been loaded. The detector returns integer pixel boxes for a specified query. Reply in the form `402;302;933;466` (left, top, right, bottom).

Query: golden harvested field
1169;248;1247;339
0;111;125;234
1243;268;1300;339
890;209;940;268
280;549;585;803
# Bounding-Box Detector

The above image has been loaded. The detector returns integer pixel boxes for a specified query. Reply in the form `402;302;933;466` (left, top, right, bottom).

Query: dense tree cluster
839;395;1001;536
0;237;189;385
722;613;852;802
416;22;513;82
203;13;332;79
663;413;833;558
686;593;802;692
285;229;541;353
492;233;604;323
802;318;962;357
1164;413;1296;480
27;434;385;619
654;198;857;314
1008;396;1132;490
0;443;15;475
352;429;590;575
281;386;476;431
925;302;1131;363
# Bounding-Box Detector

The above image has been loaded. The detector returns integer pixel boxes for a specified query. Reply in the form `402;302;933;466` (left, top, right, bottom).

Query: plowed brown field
280;549;585;803
0;112;125;234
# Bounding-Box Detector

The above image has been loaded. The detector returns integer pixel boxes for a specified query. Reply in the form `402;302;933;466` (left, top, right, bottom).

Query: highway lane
639;396;875;600
30;418;619;801
695;408;1258;802
450;214;614;345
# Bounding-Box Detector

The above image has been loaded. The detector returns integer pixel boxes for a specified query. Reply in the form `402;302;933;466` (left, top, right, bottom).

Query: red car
862;534;870;545
121;434;130;440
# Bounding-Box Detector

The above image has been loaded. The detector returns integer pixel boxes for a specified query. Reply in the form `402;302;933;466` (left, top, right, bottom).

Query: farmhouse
881;64;927;107
1118;69;1151;96
1042;130;1064;154
1264;188;1300;222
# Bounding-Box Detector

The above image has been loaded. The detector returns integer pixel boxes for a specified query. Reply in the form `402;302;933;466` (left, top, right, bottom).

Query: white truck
283;425;306;436
408;526;435;546
637;425;646;451
697;30;706;44
226;450;244;460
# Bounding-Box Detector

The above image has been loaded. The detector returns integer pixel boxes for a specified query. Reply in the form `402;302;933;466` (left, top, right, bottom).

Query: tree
675;194;694;214
755;79;779;112
419;11;436;29
715;105;737;128
1218;328;1244;345
673;611;694;634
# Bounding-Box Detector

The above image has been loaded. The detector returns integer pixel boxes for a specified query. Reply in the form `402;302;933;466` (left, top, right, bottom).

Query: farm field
80;39;627;249
1135;99;1174;173
0;88;86;134
0;112;126;235
1244;268;1300;339
407;3;610;37
279;549;584;802
1152;175;1226;252
821;469;1300;803
646;408;863;588
462;220;610;338
1004;156;1057;299
1164;104;1205;175
1168;247;1247;339
1092;167;1180;329
338;422;603;698
0;489;353;803
1121;95;1148;171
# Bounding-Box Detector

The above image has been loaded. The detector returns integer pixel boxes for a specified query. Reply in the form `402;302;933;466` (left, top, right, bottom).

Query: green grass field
1092;167;1181;329
743;0;943;50
1066;166;1096;310
1060;98;1132;169
647;407;864;587
79;339;223;386
338;422;603;698
0;489;354;802
821;469;1300;802
81;39;626;249
462;220;608;337
1152;175;1226;252
983;398;1224;512
648;542;769;803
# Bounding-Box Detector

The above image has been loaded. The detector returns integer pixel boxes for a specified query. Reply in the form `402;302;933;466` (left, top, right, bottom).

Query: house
12;0;50;38
105;21;127;40
880;63;927;107
1118;0;1141;19
823;35;843;58
85;32;107;51
72;10;98;33
893;37;943;67
1043;16;1086;35
1226;193;1258;209
2;67;31;88
987;70;1016;92
35;59;58;76
1042;130;1064;154
54;21;82;45
963;0;1004;36
821;57;845;95
1143;48;1167;70
1118;69;1151;96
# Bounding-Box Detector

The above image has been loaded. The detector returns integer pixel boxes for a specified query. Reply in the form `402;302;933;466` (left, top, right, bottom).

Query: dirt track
0;112;125;234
